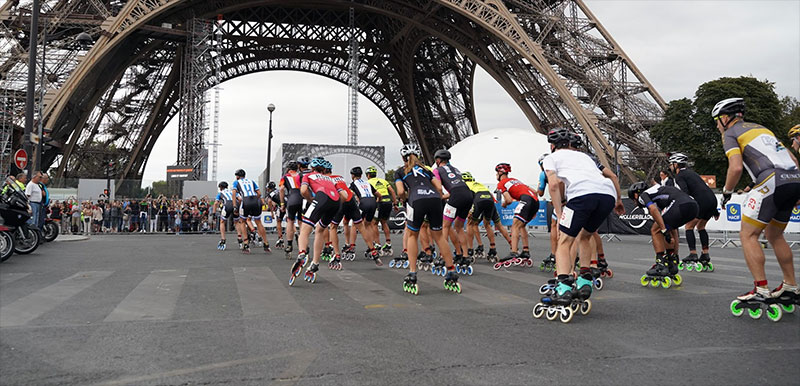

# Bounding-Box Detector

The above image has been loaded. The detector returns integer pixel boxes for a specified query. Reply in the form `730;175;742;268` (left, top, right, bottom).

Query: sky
142;0;800;186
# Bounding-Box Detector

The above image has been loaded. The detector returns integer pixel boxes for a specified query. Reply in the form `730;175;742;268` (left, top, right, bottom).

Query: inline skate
443;270;461;293
540;253;556;272
730;287;783;322
368;248;384;266
538;278;557;295
417;252;433;271
242;242;251;255
679;253;697;271
237;237;243;250
493;252;519;270
532;279;576;324
693;253;714;272
342;245;356;261
217;239;226;251
517;250;534;267
288;252;309;286
770;282;799;314
474;245;485;260
328;256;342;270
275;238;284;249
640;255;682;289
389;251;409;269
263;243;271;253
321;245;334;262
589;264;605;291
486;248;498;263
455;255;474;276
303;263;319;283
431;256;446;276
596;257;613;278
284;243;293;259
381;243;393;257
403;272;419;295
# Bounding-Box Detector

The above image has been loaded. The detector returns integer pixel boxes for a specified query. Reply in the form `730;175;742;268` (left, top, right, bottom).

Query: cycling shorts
470;198;496;223
286;203;302;221
241;196;262;219
221;202;234;222
377;201;392;221
742;172;800;229
444;189;473;222
558;194;615;238
695;194;718;221
302;194;340;228
359;198;378;223
406;198;443;232
513;195;539;224
332;199;362;226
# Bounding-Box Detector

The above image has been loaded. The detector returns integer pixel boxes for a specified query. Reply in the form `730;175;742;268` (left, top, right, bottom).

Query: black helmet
267;181;276;190
218;181;228;189
235;169;246;177
569;132;583;148
298;156;311;166
547;128;571;147
434;149;451;161
351;166;363;177
628;181;647;201
287;161;299;171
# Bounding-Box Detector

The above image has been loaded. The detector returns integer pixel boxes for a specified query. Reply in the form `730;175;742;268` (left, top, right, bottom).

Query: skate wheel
456;266;462;274
730;299;744;317
538;284;549;295
493;263;502;271
640;275;649;287
289;274;296;286
673;274;682;286
466;266;473;275
503;261;512;268
546;308;558;321
580;299;592;315
686;264;694;272
607;269;613;278
707;262;714;272
781;304;795;313
570;302;579;313
389;260;395;268
767;304;782;322
678;262;684;270
539;263;545;271
559;307;574;323
525;259;533;267
594;278;604;291
661;276;672;289
748;307;763;319
403;261;409;269
650;278;659;288
532;303;545;319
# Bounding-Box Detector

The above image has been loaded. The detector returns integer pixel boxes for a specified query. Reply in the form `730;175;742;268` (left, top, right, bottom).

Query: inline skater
280;161;303;257
462;171;510;266
215;181;237;250
349;167;383;263
265;181;284;247
628;181;696;289
534;128;624;323
432;149;473;272
394;144;460;294
667;152;719;272
367;166;397;256
494;163;537;269
536;154;558;272
231;169;271;254
715;98;800;321
328;163;382;268
289;158;348;286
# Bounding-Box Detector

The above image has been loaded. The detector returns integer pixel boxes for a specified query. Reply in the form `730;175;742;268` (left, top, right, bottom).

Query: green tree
650;76;788;189
152;180;169;197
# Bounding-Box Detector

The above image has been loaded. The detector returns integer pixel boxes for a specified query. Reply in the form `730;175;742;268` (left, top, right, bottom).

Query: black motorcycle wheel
13;226;40;254
0;231;13;262
43;222;59;242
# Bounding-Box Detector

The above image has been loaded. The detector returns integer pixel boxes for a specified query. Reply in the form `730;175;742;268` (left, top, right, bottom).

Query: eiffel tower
0;0;665;183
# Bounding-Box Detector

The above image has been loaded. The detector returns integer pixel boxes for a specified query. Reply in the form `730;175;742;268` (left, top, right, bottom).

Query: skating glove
721;192;732;208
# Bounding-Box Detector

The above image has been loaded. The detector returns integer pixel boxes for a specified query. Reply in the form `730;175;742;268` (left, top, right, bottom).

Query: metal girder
281;143;386;173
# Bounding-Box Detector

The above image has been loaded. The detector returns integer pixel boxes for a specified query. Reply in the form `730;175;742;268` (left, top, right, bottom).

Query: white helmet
400;143;421;158
712;98;745;118
668;152;689;165
538;154;548;166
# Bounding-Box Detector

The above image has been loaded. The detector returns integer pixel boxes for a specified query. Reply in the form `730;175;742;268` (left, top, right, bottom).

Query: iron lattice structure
0;0;666;183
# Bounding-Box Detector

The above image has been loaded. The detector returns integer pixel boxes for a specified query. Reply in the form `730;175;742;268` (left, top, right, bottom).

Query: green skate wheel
686;264;694;272
640;275;649;287
748;307;762;319
706;262;714;272
678;262;684;270
580;299;592;315
730;300;744;317
661;276;672;289
767;304;782;322
559;308;574;323
454;283;461;293
781;304;795;313
539;263;545;271
650;278;659;288
673;274;682;286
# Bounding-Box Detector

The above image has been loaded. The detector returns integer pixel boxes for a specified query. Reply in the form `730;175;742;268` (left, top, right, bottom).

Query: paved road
1;233;798;385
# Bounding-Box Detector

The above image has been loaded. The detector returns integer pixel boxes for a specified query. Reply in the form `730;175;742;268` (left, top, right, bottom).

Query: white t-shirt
25;181;42;203
542;149;617;200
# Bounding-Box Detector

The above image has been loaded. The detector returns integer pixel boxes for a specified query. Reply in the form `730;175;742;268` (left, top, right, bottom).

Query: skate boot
641;255;679;288
369;248;384;266
533;277;576;323
417;252;433;271
493;252;519;270
237;238;243;250
242;242;251;255
381;243;393;257
680;253;698;271
518;250;533;267
696;253;714;272
456;255;474;276
596;257;613;277
284;243;294;259
321;245;333;262
539;254;556;272
770;282;798;314
589;261;604;291
730;286;783;322
570;275;594;316
263;243;271;254
288;252;309;286
217;239;226;251
538;278;557;295
431;256;446;276
666;253;682;283
443;269;461;293
275;238;284;249
486;248;498;263
304;263;319;283
403;272;419;295
328;255;342;270
474;245;485;259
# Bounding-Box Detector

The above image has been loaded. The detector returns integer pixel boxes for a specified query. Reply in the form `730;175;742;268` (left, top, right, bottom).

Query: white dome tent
448;128;551;194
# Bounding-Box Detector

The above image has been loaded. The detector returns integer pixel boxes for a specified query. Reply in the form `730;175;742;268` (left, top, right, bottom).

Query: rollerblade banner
606;198;654;235
496;202;549;227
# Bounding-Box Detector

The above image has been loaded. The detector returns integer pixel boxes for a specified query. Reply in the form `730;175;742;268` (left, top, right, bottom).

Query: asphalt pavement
0;231;798;385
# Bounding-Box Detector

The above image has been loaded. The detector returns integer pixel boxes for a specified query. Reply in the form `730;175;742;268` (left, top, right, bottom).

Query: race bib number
221;207;227;217
742;193;763;220
406;204;414;221
304;201;317;218
559;207;575;229
514;201;526;215
443;204;457;218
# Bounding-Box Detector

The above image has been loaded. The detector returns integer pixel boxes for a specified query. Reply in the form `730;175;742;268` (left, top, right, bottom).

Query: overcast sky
143;0;800;185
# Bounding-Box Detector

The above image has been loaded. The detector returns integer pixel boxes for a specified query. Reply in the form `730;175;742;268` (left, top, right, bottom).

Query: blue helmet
310;157;325;168
322;160;333;170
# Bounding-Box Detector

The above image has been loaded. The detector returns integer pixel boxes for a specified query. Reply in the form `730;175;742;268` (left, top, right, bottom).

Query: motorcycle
42;217;59;242
0;179;40;255
0;224;13;262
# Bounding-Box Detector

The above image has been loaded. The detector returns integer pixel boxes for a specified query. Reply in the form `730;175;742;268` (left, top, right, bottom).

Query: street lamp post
266;103;275;190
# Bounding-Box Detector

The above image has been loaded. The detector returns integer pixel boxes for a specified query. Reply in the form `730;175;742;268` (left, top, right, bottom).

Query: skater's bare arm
546;170;563;217
723;153;743;193
394;181;405;197
300;185;312;201
387;184;397;204
601;168;625;215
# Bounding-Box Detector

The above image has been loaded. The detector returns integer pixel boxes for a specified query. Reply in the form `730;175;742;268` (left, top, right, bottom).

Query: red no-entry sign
14;149;27;170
